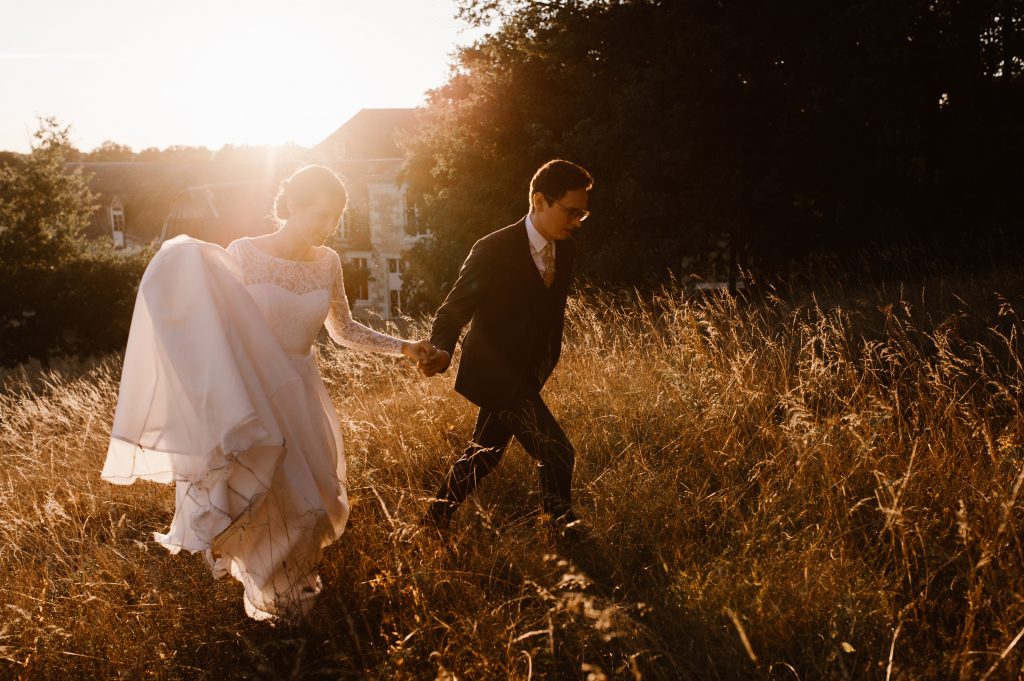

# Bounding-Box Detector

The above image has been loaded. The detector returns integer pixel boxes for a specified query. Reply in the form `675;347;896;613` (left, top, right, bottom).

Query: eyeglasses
545;195;591;222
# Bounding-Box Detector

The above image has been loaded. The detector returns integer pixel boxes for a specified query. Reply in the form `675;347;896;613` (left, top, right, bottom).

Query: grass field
1;275;1023;679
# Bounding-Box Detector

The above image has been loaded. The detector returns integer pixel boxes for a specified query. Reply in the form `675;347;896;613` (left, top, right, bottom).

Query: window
348;258;369;301
404;204;428;236
387;258;405;274
339;212;350;241
389;289;401;318
109;199;125;232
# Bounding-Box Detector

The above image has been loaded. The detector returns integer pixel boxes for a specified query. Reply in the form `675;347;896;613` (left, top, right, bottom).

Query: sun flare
0;0;478;152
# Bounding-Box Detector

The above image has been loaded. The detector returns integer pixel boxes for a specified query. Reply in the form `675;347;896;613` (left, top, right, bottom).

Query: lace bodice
227;238;404;358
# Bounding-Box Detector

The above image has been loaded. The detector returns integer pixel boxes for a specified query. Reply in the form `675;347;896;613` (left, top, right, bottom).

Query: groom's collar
524;214;551;253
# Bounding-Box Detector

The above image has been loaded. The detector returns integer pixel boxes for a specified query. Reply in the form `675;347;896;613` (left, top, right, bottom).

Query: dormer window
109;198;127;248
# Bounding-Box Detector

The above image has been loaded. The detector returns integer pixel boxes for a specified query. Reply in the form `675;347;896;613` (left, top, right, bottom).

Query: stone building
153;109;425;322
312;108;427;321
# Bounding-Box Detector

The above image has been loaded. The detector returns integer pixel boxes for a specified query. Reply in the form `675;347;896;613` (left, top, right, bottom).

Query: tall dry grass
1;274;1023;679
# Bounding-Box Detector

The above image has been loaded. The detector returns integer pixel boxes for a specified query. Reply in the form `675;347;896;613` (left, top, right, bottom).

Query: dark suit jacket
430;217;575;410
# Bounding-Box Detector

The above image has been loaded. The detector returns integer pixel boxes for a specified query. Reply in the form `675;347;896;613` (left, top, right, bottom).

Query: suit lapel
553;237;572;293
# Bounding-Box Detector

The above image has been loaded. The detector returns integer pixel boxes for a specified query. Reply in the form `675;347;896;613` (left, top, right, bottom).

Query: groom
418;159;593;540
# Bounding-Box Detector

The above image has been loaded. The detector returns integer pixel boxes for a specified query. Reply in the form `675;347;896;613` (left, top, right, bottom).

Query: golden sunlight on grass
1;280;1023;679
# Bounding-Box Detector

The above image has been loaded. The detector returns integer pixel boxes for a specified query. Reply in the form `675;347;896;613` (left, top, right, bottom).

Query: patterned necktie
541;241;555;288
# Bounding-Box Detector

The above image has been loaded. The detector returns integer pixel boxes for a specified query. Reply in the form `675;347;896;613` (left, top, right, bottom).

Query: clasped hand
401;339;434;363
417;347;450;377
401;340;451;376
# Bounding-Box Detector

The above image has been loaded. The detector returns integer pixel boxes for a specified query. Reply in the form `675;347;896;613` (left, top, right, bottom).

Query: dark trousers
431;391;575;520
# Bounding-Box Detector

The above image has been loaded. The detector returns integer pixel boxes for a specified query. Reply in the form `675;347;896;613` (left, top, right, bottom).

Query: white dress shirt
525;214;554;279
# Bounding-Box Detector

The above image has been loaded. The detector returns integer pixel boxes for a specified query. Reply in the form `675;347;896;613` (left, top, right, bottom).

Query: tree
400;0;1024;311
159;145;214;163
0;117;95;263
84;140;135;162
0;118;149;366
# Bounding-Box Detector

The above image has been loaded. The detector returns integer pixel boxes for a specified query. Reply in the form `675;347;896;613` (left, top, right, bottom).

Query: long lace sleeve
325;257;405;356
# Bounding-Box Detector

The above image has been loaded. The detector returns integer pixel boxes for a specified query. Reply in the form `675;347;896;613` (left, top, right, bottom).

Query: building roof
315;108;417;161
161;180;278;245
74;153;298;244
73;161;207;241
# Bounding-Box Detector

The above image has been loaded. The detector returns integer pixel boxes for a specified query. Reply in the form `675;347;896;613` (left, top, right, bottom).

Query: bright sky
0;0;482;153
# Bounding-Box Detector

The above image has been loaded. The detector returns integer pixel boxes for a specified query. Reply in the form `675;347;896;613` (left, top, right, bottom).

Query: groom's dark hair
529;159;593;206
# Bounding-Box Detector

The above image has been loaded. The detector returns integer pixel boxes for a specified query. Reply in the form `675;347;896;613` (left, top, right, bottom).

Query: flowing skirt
102;237;349;620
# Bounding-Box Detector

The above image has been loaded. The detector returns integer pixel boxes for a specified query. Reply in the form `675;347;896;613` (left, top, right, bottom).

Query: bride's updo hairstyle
273;165;348;224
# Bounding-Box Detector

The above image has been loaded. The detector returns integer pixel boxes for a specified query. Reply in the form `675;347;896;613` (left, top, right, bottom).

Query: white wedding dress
101;235;403;620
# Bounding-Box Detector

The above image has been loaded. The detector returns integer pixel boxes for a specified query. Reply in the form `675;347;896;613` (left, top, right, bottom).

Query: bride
101;165;433;621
